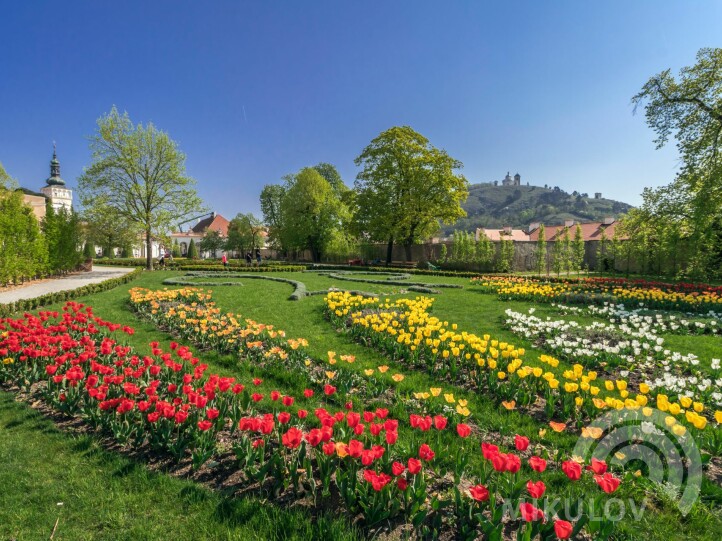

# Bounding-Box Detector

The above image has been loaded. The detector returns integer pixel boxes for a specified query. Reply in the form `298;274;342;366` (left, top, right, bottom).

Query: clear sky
1;1;719;218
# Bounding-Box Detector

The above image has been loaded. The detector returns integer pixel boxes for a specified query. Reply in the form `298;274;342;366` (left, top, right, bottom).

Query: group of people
221;249;261;268
157;250;173;267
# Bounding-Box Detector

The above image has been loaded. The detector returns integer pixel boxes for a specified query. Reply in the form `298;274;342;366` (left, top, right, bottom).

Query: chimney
603;216;615;225
211;212;216;218
594;192;602;199
529;222;540;233
564;220;574;228
503;226;512;235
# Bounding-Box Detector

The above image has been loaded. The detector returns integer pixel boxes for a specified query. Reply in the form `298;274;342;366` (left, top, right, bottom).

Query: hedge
161;272;308;301
0;267;143;317
95;258;305;273
307;264;488;278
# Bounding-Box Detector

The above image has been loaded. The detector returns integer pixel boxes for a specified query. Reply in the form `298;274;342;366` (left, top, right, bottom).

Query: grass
2;269;721;540
0;392;359;541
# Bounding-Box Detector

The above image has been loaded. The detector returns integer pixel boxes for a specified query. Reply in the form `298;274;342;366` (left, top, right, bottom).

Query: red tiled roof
190;214;230;236
477;228;531;241
528;220;622;242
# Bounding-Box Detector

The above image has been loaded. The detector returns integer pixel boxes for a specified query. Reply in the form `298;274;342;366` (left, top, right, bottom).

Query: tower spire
46;142;65;186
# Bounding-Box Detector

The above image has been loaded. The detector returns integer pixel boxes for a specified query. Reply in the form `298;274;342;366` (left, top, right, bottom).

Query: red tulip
277;411;291;424
469;484;490;502
392;461;405;476
348;439;364;458
419;443;435;461
482;442;499;460
529;455;548;472
561;460;582;481
323;384;336;396
554;519;573;539
514;434;530;451
588;457;608;475
322;441;336;456
456;423;471;438
198;420;212;431
282;395;294;407
594;472;621;494
385;430;398;445
526;480;546;499
270;390;280;401
407;457;422;475
281;427;303;449
491;452;508;472
519;502;545;522
346;411;361;428
361;449;376;466
305;429;323;447
303;388;314;398
433;415;448;430
505;453;521;473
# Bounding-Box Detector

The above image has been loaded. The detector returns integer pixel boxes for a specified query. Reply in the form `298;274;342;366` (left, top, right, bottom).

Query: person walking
222;252;228;269
255;248;261;267
245;251;252;266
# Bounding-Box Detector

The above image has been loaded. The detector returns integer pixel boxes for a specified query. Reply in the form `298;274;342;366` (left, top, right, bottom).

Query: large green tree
279;168;347;262
226;213;264;256
632;48;722;277
199;229;225;257
78;107;204;270
353;126;469;263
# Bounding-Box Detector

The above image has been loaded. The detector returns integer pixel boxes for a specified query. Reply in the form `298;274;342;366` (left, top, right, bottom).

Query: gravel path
0;266;135;304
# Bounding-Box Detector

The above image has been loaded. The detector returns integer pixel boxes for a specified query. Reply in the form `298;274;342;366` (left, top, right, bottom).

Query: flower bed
0;301;626;539
472;276;722;313
324;291;722;454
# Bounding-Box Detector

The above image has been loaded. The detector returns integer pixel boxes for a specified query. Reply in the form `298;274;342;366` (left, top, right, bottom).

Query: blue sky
1;1;719;218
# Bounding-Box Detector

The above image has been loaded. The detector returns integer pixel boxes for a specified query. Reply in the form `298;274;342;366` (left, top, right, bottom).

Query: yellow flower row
324;291;722;432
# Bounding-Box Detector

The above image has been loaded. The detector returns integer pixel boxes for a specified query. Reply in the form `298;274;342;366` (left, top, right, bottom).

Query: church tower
40;143;73;212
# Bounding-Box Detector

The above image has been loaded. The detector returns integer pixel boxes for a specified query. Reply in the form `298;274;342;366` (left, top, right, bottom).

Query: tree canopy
632;48;722;277
226;213;264;257
82;202;141;258
353;126;469;263
78;107;204;269
279;168;348;262
259;184;286;251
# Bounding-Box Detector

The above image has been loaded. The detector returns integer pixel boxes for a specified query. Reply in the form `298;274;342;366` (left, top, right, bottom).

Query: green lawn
1;269;721;540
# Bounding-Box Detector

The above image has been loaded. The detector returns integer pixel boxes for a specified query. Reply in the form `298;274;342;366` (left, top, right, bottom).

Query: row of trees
260;127;469;264
0;163;82;285
438;224;589;275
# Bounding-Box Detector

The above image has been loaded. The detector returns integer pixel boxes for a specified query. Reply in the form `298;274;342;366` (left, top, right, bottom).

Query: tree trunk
404;243;413;262
146;229;153;270
385;237;394;266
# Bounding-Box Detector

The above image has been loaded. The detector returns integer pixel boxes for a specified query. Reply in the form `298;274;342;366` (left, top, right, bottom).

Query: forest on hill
443;183;634;234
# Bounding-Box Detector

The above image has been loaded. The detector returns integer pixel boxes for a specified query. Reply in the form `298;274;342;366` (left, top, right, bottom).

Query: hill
443;183;634;234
